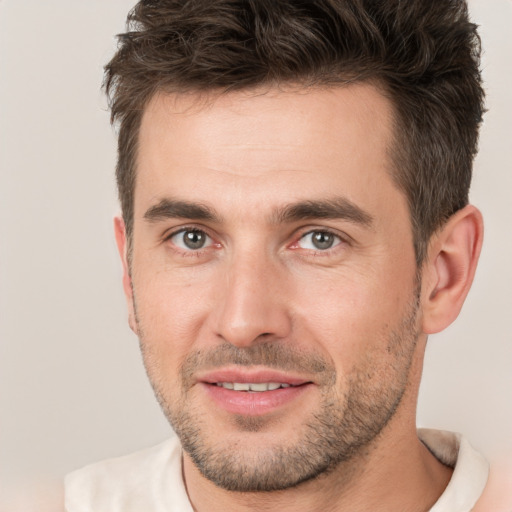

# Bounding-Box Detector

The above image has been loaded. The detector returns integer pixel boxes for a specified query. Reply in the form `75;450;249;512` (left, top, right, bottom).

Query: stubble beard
135;290;421;493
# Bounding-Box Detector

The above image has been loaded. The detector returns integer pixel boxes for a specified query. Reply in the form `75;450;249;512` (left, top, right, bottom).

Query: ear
114;216;139;335
421;205;484;334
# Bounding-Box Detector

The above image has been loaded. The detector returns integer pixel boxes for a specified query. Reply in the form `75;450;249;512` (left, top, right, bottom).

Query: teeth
216;382;293;392
248;383;268;392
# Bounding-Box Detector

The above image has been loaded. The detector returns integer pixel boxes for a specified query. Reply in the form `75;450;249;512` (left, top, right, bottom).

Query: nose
213;251;292;347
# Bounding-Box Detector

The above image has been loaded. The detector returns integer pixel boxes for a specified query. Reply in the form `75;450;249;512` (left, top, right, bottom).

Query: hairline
122;80;428;267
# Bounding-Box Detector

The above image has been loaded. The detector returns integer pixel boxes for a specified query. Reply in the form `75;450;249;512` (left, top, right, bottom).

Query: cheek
131;265;217;363
292;262;416;369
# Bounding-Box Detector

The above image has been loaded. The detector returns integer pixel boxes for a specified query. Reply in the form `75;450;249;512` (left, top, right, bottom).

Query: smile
202;379;313;416
215;382;293;392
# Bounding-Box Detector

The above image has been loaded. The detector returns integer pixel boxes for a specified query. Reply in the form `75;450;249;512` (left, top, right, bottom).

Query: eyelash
289;228;347;256
163;226;348;257
163;226;217;257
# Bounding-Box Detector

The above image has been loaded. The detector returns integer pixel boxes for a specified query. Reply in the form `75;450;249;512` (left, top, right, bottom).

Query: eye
169;229;213;251
297;230;341;251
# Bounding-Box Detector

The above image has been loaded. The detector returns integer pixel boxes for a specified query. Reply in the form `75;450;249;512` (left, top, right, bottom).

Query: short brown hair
104;0;484;263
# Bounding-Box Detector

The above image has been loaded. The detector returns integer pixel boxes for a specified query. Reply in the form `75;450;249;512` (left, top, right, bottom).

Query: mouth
197;370;314;416
214;382;295;392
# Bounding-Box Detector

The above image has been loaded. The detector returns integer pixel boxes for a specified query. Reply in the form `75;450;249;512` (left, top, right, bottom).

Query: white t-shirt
65;429;488;512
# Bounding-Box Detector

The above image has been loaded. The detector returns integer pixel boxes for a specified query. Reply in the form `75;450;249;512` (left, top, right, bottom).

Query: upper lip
196;368;312;386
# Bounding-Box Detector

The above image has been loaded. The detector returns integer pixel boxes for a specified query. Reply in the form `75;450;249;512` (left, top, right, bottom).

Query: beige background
1;0;511;498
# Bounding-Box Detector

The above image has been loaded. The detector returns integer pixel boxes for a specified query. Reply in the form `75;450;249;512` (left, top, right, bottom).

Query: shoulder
65;436;191;512
418;429;489;512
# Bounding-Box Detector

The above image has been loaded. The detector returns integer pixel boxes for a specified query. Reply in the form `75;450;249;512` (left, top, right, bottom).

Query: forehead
135;84;401;221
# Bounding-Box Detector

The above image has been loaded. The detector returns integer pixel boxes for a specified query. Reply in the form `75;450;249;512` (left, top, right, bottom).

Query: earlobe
421;205;484;334
114;216;138;335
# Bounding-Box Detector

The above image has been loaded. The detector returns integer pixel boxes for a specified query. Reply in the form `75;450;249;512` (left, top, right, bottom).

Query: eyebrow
143;196;373;228
272;198;374;227
144;199;221;223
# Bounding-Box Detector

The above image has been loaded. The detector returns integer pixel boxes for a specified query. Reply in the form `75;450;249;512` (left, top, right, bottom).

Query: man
65;1;489;510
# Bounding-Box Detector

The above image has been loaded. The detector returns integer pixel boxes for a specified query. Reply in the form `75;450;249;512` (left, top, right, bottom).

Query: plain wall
1;0;511;499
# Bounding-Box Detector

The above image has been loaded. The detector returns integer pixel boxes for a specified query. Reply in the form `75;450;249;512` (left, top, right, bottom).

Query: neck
183;417;452;512
183;344;452;512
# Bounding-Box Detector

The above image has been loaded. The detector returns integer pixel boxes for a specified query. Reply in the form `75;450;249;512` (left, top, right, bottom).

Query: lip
197;368;314;416
198;368;311;386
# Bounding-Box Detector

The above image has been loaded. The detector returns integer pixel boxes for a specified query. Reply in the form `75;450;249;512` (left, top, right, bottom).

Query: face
121;84;422;491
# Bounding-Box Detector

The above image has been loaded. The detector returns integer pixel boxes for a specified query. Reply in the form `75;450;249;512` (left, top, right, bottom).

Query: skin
115;84;483;511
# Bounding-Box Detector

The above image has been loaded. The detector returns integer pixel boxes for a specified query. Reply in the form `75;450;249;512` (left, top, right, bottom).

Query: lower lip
201;383;312;416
